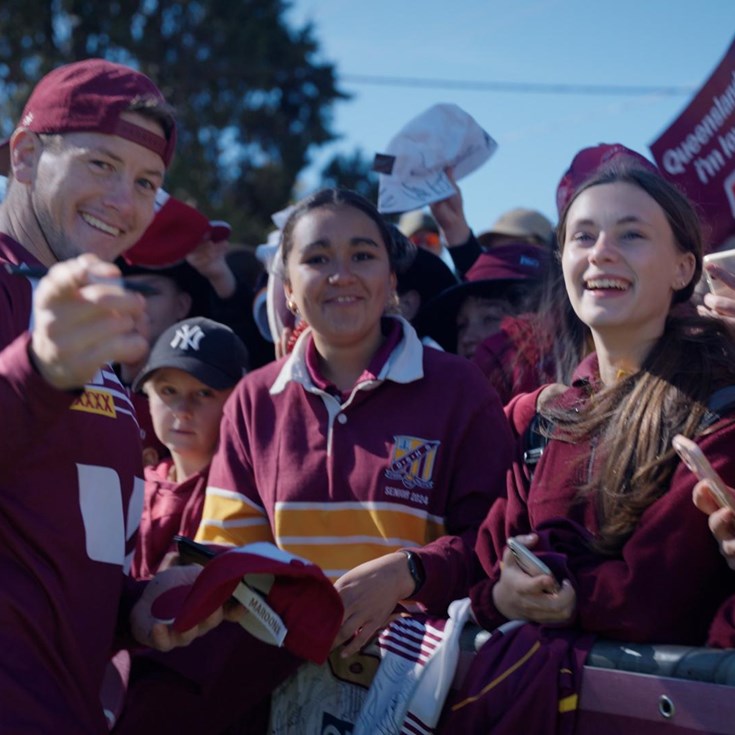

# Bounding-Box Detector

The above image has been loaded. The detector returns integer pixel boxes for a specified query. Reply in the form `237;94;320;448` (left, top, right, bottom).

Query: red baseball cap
123;189;231;267
152;542;344;665
555;143;659;217
0;58;176;173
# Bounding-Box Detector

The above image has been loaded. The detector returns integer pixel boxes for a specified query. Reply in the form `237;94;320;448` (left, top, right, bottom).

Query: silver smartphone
672;434;735;512
506;537;559;591
703;248;735;298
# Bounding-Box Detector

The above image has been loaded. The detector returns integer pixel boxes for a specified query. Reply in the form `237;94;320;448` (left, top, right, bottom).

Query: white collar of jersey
270;315;424;395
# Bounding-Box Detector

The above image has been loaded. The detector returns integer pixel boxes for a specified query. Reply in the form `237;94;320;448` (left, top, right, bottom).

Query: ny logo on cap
170;324;206;351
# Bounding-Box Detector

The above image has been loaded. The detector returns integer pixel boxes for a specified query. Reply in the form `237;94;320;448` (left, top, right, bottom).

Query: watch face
404;550;425;594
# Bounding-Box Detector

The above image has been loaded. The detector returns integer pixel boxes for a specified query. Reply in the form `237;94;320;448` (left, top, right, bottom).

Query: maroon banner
650;36;735;249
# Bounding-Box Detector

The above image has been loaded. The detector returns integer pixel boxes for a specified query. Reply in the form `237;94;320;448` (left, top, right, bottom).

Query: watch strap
402;549;426;597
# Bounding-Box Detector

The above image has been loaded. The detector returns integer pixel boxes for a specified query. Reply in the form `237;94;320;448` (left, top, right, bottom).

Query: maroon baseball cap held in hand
152;542;344;664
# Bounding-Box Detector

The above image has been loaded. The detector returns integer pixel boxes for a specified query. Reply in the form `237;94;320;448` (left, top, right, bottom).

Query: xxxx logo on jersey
385;435;440;490
70;388;117;418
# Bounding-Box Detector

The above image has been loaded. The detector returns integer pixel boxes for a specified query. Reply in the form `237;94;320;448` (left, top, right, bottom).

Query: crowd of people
3;57;735;735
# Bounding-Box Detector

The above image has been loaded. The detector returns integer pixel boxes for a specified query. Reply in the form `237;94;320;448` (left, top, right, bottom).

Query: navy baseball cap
133;317;249;392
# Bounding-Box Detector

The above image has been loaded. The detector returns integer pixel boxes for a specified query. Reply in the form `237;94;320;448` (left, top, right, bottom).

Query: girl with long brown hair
441;158;735;734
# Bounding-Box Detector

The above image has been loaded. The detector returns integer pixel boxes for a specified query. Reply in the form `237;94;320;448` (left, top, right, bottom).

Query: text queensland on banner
650;35;735;248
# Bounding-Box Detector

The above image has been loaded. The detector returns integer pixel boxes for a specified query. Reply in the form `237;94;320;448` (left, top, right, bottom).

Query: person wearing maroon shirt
440;159;735;733
0;59;229;734
131;316;249;579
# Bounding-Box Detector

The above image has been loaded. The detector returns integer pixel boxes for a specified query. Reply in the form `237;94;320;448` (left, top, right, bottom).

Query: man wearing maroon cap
0;59;227;734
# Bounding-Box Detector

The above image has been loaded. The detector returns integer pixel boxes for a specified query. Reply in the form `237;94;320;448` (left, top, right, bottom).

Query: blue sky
287;0;735;234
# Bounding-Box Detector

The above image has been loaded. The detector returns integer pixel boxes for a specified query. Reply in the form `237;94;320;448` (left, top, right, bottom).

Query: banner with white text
650;36;735;249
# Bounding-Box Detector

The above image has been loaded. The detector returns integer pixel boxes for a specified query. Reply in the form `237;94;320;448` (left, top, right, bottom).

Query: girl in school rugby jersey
196;188;514;652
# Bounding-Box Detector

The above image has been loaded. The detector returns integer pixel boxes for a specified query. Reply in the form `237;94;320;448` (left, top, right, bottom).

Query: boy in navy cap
131;317;249;579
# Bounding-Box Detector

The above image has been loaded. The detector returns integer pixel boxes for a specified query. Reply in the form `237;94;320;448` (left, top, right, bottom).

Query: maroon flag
650;36;735;248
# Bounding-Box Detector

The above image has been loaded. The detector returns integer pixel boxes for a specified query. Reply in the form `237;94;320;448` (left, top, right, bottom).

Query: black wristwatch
402;549;426;597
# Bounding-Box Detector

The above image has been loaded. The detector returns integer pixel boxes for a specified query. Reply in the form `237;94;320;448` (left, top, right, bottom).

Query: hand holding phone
672;434;735;512
703;248;735;298
506;537;560;592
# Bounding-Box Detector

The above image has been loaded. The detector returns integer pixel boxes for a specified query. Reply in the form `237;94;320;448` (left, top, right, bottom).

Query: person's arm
571;426;735;644
128;564;243;652
697;262;735;334
410;383;514;612
185;239;237;300
693;478;735;570
428;168;482;276
0;254;149;460
469;387;568;630
30;254;149;390
335;370;515;655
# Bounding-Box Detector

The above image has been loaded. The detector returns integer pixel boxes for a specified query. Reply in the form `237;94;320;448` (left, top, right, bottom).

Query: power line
339;73;695;97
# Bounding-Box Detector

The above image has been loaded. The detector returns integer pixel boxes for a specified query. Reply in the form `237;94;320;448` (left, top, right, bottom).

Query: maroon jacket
471;356;735;646
439;622;595;735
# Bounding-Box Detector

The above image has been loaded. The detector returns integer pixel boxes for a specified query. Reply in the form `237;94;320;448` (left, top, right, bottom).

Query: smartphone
174;535;217;566
672;434;735;511
506;537;559;591
703;248;735;298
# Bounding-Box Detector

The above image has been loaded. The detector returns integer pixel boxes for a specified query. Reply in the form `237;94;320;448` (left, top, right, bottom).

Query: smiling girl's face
284;203;396;353
561;181;695;347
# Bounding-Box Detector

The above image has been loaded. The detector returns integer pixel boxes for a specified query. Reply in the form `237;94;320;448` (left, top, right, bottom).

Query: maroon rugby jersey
0;234;145;733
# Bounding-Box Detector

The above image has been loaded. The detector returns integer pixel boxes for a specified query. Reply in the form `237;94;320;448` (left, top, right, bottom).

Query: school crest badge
385;435;440;490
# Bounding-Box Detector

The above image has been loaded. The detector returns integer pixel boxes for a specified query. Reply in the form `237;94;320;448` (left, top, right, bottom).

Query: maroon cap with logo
0;58;176;173
555;143;659;217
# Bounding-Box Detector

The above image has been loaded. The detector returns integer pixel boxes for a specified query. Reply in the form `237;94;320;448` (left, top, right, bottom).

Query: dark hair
519;248;590;385
556;162;703;304
127;97;177;145
279;188;413;277
547;163;735;554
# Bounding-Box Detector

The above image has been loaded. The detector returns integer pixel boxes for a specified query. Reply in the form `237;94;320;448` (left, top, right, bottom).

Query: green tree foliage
0;0;347;244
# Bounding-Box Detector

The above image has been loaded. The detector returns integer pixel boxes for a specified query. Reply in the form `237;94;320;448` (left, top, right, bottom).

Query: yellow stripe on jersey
273;502;446;579
195;486;273;547
275;501;444;541
282;542;406;580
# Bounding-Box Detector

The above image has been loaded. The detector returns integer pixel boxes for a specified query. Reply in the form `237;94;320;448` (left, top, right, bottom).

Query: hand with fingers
30;253;149;390
185;238;237;299
429;167;472;246
129;564;243;653
492;533;576;624
698;263;735;327
332;551;416;658
693;480;735;571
